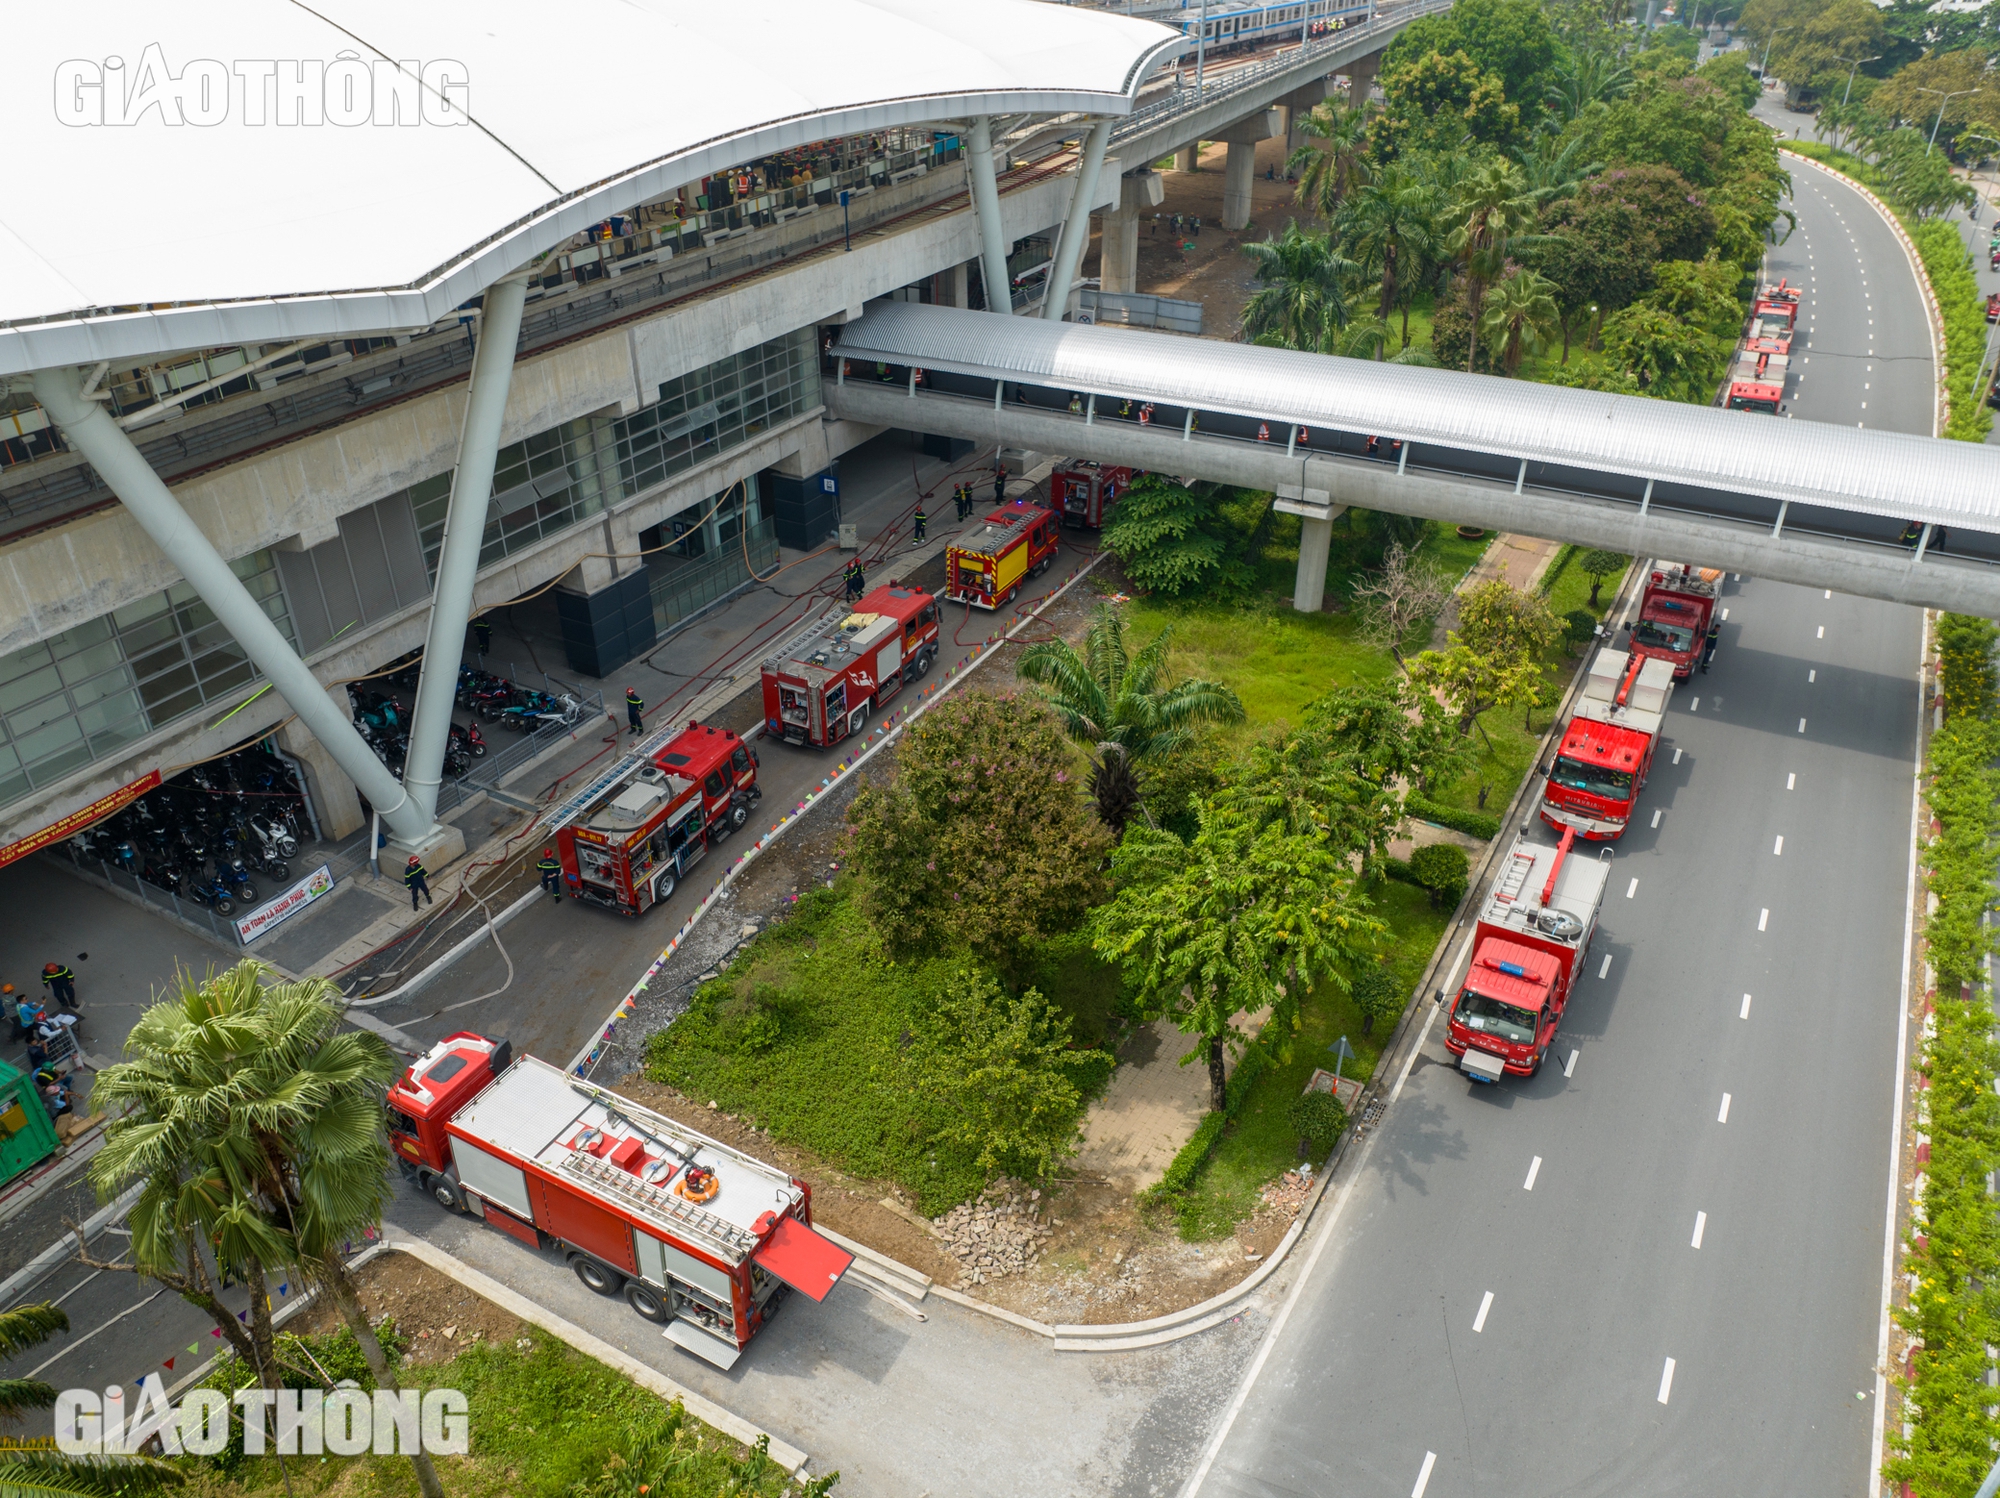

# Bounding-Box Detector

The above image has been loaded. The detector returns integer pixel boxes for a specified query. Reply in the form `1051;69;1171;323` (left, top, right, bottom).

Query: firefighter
625;687;644;736
41;962;77;1010
1258;422;1270;442
404;855;433;911
994;468;1007;504
538;847;563;900
848;559;867;601
472;619;491;656
913;503;927;543
1700;619;1721;674
1900;520;1924;549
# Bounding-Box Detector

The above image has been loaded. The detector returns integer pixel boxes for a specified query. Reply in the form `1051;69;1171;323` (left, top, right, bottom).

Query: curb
1779;148;1948;439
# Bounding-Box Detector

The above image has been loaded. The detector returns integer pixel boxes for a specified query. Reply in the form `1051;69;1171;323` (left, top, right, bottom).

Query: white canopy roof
0;0;1179;375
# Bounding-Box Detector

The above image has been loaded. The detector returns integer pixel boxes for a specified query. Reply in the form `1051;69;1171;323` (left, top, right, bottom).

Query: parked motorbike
184;874;238;917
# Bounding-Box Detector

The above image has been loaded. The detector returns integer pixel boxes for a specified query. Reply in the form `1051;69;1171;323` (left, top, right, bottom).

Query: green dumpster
0;1059;59;1184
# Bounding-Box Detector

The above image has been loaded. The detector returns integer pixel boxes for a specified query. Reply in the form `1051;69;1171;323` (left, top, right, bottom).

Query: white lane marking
1692;1211;1707;1249
1413;1452;1438;1498
1524;1155;1542;1191
1626;877;1639;898
1690;697;1700;711
1817;625;1825;638
1673;747;1683;764
1718;1093;1732;1123
1659;1358;1677;1404
1600;953;1612;978
1473;1291;1494;1333
1758;908;1769;932
1824;590;1832;599
1721;607;1729;620
1798;718;1807;733
1787;772;1795;790
1741;993;1752;1019
1774;835;1784;855
1808;669;1816;682
1564;1048;1579;1077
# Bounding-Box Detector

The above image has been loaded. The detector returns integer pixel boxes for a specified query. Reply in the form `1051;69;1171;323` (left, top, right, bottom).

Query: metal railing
434;672;609;815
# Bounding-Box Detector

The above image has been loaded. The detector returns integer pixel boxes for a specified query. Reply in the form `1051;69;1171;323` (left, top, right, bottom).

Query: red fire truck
1625;562;1724;679
1444;827;1611;1082
1051;462;1134;529
1725;280;1799;414
548;719;760;915
761;582;940;748
946;502;1061;609
1539;648;1675;841
387;1033;853;1368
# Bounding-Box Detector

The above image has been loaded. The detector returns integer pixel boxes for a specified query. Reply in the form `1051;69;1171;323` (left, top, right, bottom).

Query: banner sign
0;769;162;869
235;863;334;945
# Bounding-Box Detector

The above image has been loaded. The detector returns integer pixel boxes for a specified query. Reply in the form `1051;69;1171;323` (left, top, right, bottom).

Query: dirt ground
1085;132;1319;342
289;1254;527;1367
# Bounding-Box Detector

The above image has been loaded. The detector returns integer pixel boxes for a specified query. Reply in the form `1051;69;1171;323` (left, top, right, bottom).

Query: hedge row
1403;794;1501;841
1885;618;2000;1498
1906;219;1994;444
1145;1043;1270;1202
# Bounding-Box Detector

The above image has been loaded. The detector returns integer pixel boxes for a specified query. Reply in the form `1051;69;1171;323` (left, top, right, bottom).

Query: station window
0;551;295;805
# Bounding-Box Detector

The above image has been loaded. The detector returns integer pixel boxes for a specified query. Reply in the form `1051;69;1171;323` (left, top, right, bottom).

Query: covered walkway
828;301;2000;615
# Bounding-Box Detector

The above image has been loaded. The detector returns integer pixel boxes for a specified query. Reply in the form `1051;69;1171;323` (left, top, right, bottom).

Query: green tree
87;961;443;1498
1446;158;1546;365
1598;301;1729;399
1350;963;1404;1035
1646;254;1745;336
1577;548;1627;607
904;971;1082;1180
0;1301;186;1495
1092;802;1384;1111
1509;130;1603;204
1938;613;1999;721
1290;101;1373;217
1288;1088;1349;1154
1408;842;1471;909
1696;54;1762;109
1408;576;1560;740
1591;75;1741;188
1218;728;1403;872
1016;605;1245;831
1570;163;1714;261
1339;164;1446;343
1478;266;1563;373
1100;475;1230;599
1876;130;1976;219
1241;221;1361;349
1545;48;1632;120
1743;0;1888;98
1302;679;1467;795
1384;0;1562;109
842;693;1112;971
1373;50;1521;161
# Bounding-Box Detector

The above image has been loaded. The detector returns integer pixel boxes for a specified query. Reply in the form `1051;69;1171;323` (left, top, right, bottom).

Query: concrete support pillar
403;272;529;825
948;260;970;309
1294;511;1334;612
1342;50;1381;104
967;117;1015;317
1223;140;1258;232
1100;171;1166;296
1283;80;1333;161
30;365;436;849
1176;143;1200;173
1042;118;1113;322
278;717;364;841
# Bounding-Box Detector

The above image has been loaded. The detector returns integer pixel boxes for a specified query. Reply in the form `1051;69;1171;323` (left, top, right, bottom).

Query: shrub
1100;475;1231;596
1937;612;1997;721
1563;607;1599;644
1404;794;1501;840
1287;1088;1349;1155
1430;301;1490;373
1351;963;1404;1035
1408;842;1470;909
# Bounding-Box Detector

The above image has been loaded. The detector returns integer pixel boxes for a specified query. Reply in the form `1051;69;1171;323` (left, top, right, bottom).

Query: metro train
1165;0;1376;57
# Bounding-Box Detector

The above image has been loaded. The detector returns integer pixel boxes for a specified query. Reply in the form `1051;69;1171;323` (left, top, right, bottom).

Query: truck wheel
727;801;750;831
914;648;934;680
653;871;677;904
427;1176;462;1213
848;703;869;737
569;1255;624;1296
624;1282;671;1323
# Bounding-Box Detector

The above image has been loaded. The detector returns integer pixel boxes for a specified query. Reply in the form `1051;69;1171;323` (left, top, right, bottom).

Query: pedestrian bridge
827;301;2000;616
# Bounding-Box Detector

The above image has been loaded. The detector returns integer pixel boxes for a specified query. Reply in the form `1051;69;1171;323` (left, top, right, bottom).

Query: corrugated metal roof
838;302;2000;534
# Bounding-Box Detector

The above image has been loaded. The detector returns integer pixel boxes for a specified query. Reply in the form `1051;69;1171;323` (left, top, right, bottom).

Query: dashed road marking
1718;1093;1732;1123
1473;1291;1493;1333
1659;1358;1677;1404
1741;993;1752;1019
1692;1212;1707;1249
1524;1155;1542;1191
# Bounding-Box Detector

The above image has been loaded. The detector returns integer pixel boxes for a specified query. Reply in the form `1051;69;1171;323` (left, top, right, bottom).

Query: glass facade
412;328;820;579
0;552;293;805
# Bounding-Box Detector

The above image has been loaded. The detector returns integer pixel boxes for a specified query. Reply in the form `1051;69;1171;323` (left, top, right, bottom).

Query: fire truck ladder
544;717;702;832
560;1149;761;1260
1492;846;1538;905
760;603;849;672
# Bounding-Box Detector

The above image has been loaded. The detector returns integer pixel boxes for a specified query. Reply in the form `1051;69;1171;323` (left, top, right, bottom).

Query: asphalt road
1185;149;1925;1496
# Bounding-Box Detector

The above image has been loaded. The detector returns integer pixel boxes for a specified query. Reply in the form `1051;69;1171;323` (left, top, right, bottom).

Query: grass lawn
186;1330;799;1497
1175;879;1450;1239
643;888;1118;1214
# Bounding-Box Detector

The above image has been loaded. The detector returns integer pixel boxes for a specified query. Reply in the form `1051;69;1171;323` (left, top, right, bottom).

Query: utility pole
1758;24;1794;80
1917;87;1978;150
1834;53;1880;108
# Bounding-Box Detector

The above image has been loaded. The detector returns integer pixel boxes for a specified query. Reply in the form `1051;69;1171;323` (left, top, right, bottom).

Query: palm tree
1509;131;1602;205
1;1301;184;1492
1446;160;1545;370
89;961;447;1498
1288;101;1372;218
1017;606;1245;831
1338;164;1445;346
1241;222;1361;350
1478;268;1563;374
1545;49;1633;120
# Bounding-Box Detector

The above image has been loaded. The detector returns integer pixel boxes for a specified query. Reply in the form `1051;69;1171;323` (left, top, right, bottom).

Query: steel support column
31;365;433;846
403;272;530;822
1042;119;1113;322
967;117;1015;315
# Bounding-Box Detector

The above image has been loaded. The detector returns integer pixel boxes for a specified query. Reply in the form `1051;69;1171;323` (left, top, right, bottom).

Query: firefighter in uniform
625;687;644;736
41;962;77;1010
993;468;1007;505
404;855;433;911
913;503;927;543
848;559;866;601
538;847;563;900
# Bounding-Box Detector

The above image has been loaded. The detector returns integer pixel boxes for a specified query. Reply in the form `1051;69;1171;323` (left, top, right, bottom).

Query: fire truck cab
1626;562;1723;680
550;720;759;916
1540;649;1674;841
761;583;940;748
387;1033;852;1369
946;502;1061;608
1052;462;1134;529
